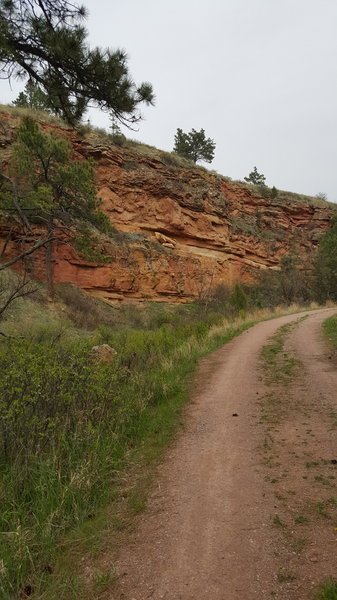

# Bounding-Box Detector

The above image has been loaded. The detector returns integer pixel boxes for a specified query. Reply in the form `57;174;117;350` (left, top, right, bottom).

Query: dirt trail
111;308;337;600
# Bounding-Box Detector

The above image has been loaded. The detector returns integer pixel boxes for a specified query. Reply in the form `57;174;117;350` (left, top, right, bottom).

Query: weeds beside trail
0;301;322;598
323;314;337;350
0;304;256;599
313;579;337;600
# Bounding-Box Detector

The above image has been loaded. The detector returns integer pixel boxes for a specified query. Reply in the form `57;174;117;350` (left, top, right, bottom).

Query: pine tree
13;80;50;112
244;167;266;185
2;117;106;299
173;128;215;163
0;0;154;126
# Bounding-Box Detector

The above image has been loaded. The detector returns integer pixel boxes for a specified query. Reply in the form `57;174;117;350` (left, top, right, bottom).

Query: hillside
0;107;334;303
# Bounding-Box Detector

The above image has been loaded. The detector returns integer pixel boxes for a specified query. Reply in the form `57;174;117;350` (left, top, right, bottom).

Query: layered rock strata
0;112;333;303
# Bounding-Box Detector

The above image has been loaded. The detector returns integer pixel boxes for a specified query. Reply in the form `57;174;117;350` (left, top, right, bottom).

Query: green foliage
323;315;337;349
173;127;215;163
271;185;278;198
5;116;113;233
244;166;266;185
229;283;248;312
316;216;337;302
13;80;50;112
252;250;313;308
11;116;97;218
74;235;113;264
0;0;154;126
279;251;303;304
313;579;337;600
0;116;113;299
0;304;250;597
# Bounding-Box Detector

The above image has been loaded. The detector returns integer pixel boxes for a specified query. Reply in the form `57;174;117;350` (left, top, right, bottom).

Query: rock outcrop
0;110;334;303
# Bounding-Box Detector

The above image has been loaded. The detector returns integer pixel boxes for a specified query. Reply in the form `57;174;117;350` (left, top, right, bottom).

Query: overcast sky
1;0;336;201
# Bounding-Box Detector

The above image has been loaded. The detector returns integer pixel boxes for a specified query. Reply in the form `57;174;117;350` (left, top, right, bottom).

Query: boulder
89;344;117;364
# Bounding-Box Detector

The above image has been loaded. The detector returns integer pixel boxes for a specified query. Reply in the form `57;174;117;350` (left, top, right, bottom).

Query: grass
92;570;115;594
235;179;335;209
0;286;320;598
260;318;306;385
273;514;286;528
0;291;262;598
0;103;68;127
313;579;337;599
323;315;337;349
294;515;308;524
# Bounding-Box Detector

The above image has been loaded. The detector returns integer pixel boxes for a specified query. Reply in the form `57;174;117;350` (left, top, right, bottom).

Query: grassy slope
0;288;252;599
0;281;319;599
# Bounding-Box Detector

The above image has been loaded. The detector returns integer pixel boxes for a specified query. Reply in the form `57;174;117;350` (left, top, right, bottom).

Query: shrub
74;234;113;263
55;283;117;330
229;284;248;312
315;216;337;302
111;133;126;146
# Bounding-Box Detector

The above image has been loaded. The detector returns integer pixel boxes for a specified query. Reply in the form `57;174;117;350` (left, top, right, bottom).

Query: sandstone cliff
0;109;333;303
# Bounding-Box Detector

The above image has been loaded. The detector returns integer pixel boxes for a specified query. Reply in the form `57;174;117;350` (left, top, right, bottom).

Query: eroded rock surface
0;111;333;303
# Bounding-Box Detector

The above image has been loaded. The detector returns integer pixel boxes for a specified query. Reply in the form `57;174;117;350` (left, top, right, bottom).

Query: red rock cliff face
0;112;333;303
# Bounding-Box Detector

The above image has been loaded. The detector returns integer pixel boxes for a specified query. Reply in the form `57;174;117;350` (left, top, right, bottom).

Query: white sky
1;0;337;200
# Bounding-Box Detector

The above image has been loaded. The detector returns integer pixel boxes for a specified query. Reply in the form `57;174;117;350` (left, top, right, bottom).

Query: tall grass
313;579;337;600
0;104;68;127
0;296;323;598
0;306;252;598
323;314;337;348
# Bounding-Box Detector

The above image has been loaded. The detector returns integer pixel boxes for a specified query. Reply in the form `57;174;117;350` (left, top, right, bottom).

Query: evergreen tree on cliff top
13;79;50;112
244;167;266;185
0;0;154;125
173;128;215;163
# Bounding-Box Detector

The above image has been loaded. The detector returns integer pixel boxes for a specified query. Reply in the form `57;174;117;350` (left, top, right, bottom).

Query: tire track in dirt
256;309;337;599
110;308;337;600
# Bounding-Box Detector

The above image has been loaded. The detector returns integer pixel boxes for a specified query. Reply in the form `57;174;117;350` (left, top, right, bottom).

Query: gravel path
111;308;337;600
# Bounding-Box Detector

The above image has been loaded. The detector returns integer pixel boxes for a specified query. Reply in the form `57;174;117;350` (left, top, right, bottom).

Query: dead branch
0;236;57;271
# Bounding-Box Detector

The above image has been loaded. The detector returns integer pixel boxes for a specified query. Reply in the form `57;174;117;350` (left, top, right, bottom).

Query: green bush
229;284;248;312
316;216;337;302
74;234;113;263
0;310;242;597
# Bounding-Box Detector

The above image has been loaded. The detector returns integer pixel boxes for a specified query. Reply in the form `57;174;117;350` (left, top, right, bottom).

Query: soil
109;308;337;600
